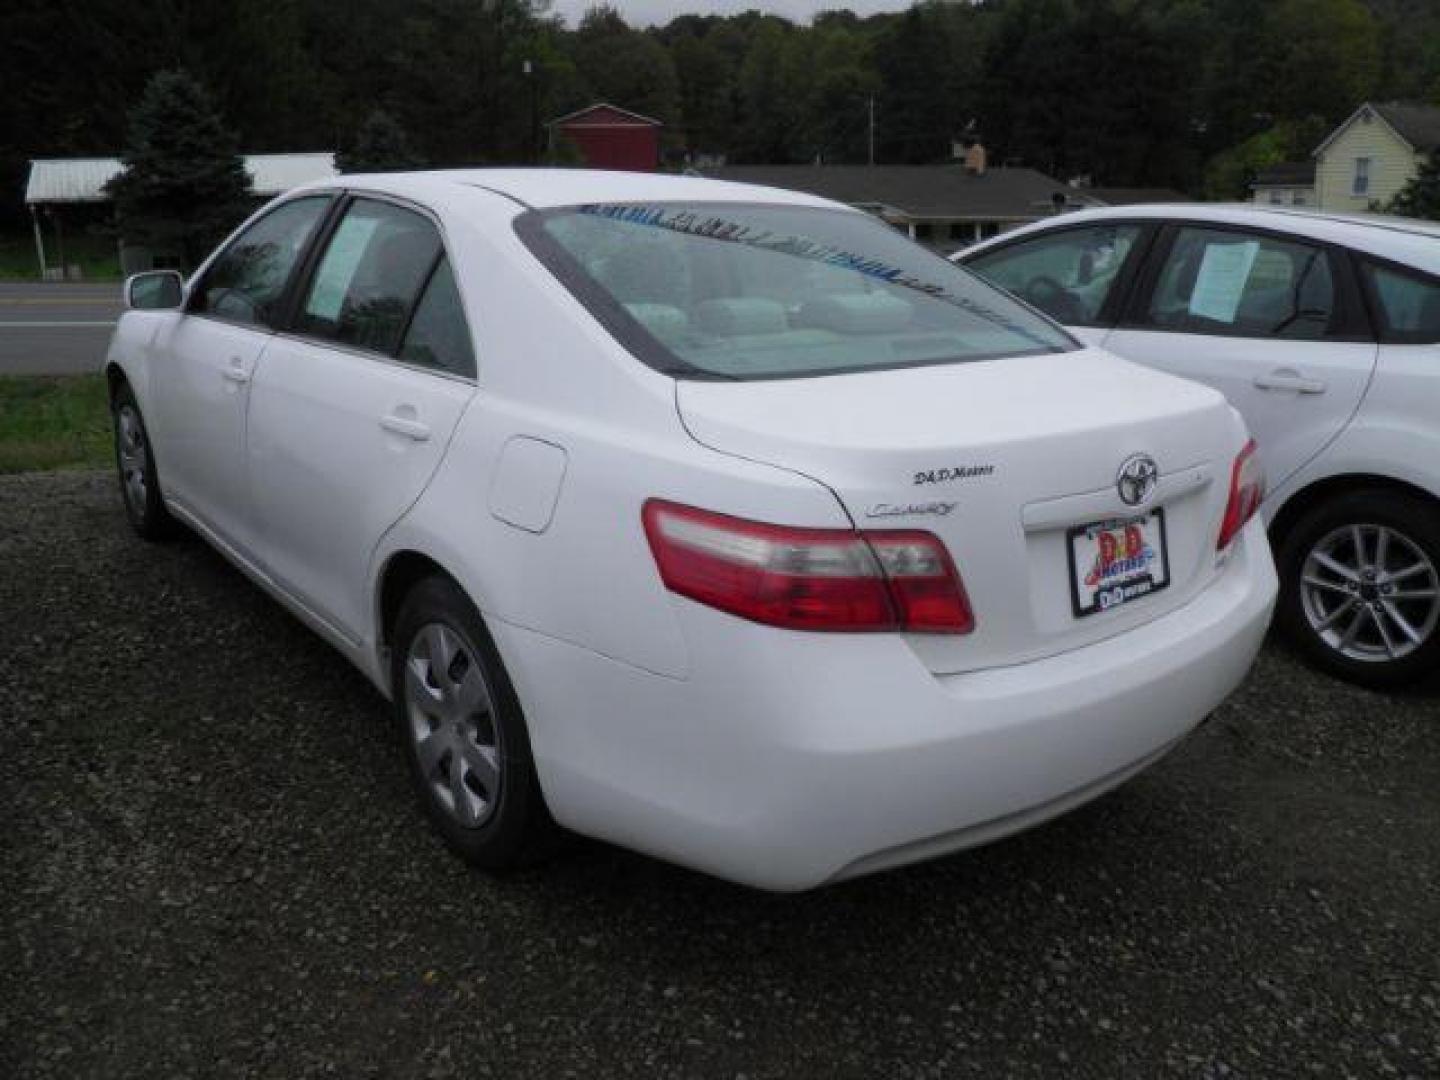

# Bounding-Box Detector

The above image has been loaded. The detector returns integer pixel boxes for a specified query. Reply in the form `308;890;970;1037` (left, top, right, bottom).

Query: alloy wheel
1300;523;1440;663
404;622;502;828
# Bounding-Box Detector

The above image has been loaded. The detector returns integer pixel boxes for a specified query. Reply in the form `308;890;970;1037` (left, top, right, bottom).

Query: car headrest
795;292;914;334
695;298;788;336
624;303;689;342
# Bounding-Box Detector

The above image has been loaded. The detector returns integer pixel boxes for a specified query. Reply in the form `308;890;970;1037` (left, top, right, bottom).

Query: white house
1312;102;1440;212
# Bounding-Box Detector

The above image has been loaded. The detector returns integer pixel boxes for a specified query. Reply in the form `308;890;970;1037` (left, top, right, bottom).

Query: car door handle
222;357;251;384
1253;370;1327;394
380;413;432;442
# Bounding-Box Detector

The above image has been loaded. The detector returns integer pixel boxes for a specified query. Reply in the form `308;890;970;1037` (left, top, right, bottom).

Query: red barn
550;103;661;172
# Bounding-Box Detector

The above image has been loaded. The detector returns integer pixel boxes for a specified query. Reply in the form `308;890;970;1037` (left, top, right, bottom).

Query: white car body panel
1098;327;1377;494
105;171;1278;889
1268;341;1440;511
489;516;1272;890
148;315;270;551
245;335;476;644
958;204;1440;520
677;348;1247;673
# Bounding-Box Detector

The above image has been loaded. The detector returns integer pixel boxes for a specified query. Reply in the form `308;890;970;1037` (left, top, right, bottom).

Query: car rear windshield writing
521;202;1074;380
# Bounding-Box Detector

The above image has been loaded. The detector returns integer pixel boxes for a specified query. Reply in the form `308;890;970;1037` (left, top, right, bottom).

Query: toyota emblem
1116;454;1159;507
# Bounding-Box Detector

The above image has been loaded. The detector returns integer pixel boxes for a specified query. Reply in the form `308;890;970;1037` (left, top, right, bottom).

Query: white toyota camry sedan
107;170;1275;890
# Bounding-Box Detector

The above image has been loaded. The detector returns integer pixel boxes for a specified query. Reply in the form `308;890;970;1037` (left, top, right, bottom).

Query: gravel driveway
2;470;1438;1079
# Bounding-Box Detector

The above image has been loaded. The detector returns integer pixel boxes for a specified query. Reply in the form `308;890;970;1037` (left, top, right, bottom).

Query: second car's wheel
1276;490;1440;689
112;383;178;541
391;575;558;868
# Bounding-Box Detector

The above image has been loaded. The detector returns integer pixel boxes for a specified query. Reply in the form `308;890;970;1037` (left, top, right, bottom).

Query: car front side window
192;196;331;328
966;223;1145;326
1142;227;1337;341
295;198;443;357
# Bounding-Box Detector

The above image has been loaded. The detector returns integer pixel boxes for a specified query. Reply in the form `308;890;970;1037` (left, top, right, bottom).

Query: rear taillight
642;500;974;634
1217;438;1264;550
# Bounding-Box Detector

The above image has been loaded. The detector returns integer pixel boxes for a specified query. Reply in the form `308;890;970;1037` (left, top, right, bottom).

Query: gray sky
547;1;914;28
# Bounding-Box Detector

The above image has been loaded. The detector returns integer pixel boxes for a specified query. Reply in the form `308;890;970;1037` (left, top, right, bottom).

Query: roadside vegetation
0;375;112;473
0;230;121;282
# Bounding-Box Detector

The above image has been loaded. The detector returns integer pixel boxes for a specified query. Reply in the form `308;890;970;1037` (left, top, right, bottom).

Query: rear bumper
493;518;1276;891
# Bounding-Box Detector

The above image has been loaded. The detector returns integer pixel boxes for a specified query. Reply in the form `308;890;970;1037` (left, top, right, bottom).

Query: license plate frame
1066;509;1170;618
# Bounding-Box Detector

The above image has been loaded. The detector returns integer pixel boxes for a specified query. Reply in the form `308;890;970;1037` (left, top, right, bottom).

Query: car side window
1143;227;1336;340
192;196;331;328
966;224;1144;326
399;257;476;379
1360;262;1440;344
296;198;443;356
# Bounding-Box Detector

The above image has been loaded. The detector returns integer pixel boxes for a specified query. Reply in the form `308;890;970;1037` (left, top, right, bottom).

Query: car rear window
515;202;1075;380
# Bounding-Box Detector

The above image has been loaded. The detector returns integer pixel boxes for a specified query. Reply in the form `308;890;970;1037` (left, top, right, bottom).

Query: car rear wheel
1277;490;1440;689
112;383;177;540
391;575;558;867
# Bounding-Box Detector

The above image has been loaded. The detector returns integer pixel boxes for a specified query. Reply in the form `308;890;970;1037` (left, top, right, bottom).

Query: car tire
112;382;178;541
391;575;559;868
1276;490;1440;689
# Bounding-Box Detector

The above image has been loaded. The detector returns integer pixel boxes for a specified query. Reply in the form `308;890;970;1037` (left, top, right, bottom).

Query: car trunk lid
676;348;1243;674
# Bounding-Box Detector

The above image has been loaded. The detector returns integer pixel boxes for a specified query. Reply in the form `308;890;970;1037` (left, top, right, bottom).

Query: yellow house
1313;102;1440;212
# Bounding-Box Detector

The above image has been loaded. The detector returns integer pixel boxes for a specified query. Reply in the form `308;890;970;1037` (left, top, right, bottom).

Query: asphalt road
0;282;123;376
2;471;1438;1079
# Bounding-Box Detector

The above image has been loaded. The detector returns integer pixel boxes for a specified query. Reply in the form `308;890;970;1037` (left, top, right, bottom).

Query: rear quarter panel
371;188;848;683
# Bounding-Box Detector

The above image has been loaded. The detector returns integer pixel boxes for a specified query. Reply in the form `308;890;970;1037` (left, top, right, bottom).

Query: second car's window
1143;227;1336;340
966;223;1144;325
1360;262;1440;343
296;199;442;355
193;196;331;328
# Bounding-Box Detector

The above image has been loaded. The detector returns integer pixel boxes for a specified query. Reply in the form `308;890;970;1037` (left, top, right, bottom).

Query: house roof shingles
696;165;1071;221
1373;102;1440;153
1253;161;1316;187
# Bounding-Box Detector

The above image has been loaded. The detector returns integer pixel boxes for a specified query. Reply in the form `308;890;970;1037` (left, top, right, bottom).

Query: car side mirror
125;270;184;311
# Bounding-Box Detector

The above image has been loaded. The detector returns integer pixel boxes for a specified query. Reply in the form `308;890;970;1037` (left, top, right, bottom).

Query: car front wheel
112;383;177;540
1277;490;1440;689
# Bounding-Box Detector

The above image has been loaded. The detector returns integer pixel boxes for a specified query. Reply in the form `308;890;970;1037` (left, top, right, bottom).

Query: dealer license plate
1067;509;1170;618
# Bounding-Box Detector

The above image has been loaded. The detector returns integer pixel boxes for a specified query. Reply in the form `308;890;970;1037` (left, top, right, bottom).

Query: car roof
287;167;845;215
961;203;1440;276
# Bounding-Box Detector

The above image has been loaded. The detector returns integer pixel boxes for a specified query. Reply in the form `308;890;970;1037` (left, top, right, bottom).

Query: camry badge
1116;454;1159;507
865;501;959;519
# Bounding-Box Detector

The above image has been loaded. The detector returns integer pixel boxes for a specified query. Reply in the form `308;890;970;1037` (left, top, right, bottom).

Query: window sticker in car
1189;240;1259;323
307;215;381;323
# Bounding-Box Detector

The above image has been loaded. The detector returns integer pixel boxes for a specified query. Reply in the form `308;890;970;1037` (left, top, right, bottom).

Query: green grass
0;375;113;474
0;229;122;281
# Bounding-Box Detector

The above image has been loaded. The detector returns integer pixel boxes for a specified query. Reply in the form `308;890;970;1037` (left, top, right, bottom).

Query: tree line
5;0;1440;229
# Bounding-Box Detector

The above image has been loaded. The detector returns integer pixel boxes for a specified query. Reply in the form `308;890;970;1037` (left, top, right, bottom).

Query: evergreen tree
337;109;424;173
104;69;253;268
1388;148;1440;220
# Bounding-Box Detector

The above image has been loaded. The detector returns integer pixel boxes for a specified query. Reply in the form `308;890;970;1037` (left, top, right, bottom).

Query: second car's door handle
223;357;251;384
1253;370;1327;394
380;413;432;442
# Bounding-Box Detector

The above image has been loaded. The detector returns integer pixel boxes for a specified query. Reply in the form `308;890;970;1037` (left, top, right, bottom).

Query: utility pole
868;96;876;167
523;58;539;164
